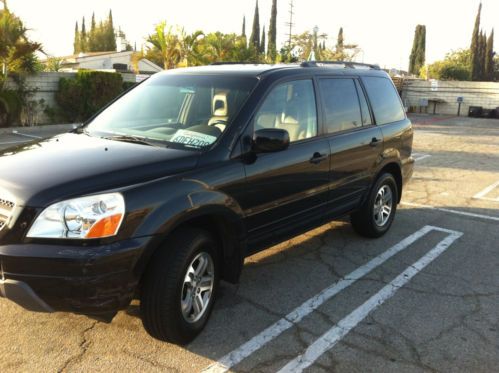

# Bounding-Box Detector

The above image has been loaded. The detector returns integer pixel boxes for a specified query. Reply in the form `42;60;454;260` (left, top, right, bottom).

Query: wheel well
379;163;403;203
163;214;244;284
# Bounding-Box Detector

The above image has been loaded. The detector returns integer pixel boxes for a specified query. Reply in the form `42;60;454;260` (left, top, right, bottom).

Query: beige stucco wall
4;72;144;125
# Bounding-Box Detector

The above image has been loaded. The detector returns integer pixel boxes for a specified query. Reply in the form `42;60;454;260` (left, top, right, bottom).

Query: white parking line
11;131;42;139
278;228;463;373
473;180;499;202
203;225;451;373
0;140;27;145
402;201;499;222
412;153;431;162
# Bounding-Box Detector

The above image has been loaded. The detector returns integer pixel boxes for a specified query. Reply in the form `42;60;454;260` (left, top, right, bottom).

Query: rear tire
351;173;398;238
140;227;219;344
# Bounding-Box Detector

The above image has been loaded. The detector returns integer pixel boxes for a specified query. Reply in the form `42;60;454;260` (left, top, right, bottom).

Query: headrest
212;91;229;117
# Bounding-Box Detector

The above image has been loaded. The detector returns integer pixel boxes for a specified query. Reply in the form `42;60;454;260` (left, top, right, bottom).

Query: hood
0;133;199;206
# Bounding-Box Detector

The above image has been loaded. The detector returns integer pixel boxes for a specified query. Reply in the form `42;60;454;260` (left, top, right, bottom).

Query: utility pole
285;0;295;49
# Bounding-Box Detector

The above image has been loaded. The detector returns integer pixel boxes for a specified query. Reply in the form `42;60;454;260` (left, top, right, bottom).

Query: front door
240;79;330;248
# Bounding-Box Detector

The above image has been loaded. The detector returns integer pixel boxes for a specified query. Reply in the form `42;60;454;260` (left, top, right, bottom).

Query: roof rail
301;61;380;70
210;62;268;65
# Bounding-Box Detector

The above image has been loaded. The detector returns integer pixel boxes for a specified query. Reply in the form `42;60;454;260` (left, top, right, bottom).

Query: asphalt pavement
0;116;498;372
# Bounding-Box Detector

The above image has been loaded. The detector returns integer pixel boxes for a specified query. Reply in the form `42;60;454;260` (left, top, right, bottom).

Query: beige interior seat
208;92;229;132
275;116;305;142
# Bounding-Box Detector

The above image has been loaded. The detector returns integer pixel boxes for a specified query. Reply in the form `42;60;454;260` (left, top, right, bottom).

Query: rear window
362;77;405;125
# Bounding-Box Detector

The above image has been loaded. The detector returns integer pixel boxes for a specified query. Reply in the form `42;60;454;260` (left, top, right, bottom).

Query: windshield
86;74;258;150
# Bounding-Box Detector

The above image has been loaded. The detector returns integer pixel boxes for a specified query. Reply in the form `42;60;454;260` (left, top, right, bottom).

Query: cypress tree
260;25;266;55
242;16;246;38
416;25;426;73
471;3;482;81
73;21;80;54
336;27;344;52
80;17;87;53
479;31;487;80
409;25;426;76
267;0;277;62
249;0;260;50
88;12;97;51
485;29;495;81
107;10;117;51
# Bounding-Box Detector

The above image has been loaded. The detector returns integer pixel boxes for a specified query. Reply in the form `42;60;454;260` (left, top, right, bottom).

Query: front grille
0;194;16;232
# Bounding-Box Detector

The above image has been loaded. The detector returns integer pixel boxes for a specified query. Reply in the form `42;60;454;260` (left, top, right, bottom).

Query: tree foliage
73;10;117;54
281;28;358;62
470;2;482;81
249;0;260;51
409;25;426;76
56;71;123;122
485;30;495;81
0;5;43;83
468;3;495;81
267;0;277;62
421;49;471;81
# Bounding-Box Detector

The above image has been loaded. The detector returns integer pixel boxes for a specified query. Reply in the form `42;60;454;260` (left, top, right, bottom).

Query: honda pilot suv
0;62;413;344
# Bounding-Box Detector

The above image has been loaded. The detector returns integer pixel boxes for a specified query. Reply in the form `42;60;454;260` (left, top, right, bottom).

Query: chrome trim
0;189;16;232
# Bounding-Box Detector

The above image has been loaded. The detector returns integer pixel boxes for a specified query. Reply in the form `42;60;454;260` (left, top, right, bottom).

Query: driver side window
255;80;318;142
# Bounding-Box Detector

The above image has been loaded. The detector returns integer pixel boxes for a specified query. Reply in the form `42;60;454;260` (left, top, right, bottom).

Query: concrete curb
0;124;79;136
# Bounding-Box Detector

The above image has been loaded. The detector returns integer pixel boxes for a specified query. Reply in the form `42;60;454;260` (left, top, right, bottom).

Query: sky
7;0;499;70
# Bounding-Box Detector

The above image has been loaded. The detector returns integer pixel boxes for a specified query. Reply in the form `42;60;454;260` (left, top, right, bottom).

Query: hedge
56;71;125;123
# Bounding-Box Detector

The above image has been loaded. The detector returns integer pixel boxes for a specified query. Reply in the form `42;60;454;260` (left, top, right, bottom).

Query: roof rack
210;62;269;65
301;61;380;70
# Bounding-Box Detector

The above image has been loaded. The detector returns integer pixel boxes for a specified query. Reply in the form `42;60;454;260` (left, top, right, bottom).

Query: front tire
140;227;219;344
351;173;398;238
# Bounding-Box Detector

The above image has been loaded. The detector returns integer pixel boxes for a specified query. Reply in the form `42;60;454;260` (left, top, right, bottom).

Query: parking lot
0;115;498;372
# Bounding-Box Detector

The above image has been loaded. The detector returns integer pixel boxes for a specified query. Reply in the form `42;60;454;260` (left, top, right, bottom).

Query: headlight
27;193;125;239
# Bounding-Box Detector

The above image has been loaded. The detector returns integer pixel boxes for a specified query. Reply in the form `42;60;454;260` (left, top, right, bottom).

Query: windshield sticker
170;129;217;148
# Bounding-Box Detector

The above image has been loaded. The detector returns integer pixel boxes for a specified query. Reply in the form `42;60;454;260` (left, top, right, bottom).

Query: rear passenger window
362;77;405;125
319;79;362;134
255;80;317;142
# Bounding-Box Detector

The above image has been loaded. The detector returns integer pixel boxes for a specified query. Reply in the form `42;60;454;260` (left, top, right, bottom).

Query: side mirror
252;128;290;153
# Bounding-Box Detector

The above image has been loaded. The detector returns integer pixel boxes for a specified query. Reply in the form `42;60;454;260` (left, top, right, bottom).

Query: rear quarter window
362;77;405;125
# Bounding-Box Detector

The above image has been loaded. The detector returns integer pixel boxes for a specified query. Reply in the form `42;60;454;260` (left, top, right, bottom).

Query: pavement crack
57;320;98;373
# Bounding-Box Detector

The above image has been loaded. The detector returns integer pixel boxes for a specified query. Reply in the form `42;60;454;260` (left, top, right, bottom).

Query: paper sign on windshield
170;129;217;148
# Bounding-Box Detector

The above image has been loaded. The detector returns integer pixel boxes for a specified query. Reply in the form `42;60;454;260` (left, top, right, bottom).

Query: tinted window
319;79;362;134
255;80;317;142
362;77;405;125
355;80;372;126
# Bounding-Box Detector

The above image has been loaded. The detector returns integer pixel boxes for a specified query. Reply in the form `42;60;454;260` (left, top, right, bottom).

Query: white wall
402;79;499;116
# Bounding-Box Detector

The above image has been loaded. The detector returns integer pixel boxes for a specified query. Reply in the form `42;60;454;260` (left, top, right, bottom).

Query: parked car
0;62;414;344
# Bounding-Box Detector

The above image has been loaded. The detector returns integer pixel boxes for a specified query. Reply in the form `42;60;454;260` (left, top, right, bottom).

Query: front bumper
0;237;151;315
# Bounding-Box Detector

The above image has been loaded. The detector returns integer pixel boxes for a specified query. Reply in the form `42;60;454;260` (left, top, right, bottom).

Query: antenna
284;0;295;48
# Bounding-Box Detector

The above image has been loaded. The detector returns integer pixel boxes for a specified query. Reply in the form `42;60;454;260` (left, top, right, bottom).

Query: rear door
318;77;383;215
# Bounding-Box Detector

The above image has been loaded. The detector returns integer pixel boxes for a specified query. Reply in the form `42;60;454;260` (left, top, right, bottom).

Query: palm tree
0;6;42;85
147;22;183;70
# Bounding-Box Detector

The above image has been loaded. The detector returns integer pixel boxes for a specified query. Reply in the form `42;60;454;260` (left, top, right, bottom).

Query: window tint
362;77;405;125
255;80;317;142
319;79;362;134
355;80;372;126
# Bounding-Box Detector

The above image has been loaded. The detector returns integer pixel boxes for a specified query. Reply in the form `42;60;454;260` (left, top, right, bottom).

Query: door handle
370;137;381;147
310;152;328;164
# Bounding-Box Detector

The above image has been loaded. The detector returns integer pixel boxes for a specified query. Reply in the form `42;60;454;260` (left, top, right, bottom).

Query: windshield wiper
103;134;161;147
